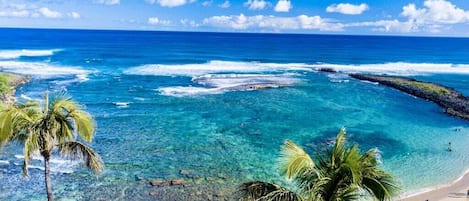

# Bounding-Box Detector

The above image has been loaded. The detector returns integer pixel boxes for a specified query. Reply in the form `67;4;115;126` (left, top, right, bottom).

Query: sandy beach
398;170;469;201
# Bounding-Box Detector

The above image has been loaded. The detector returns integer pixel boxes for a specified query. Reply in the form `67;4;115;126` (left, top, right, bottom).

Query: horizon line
1;26;468;39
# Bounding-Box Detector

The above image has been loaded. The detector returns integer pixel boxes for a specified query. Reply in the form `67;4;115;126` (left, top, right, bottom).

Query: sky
0;0;468;36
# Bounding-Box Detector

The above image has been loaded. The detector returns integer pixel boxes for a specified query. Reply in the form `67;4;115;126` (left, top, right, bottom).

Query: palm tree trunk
44;155;54;201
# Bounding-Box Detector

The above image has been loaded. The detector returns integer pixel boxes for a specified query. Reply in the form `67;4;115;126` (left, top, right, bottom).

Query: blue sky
0;0;468;36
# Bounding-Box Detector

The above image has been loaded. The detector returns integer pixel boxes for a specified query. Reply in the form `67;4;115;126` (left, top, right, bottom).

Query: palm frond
279;140;315;179
57;141;104;174
362;171;400;201
68;110;95;142
0;102;40;145
331;128;347;167
342;145;362;184
22;130;40;177
238;181;300;201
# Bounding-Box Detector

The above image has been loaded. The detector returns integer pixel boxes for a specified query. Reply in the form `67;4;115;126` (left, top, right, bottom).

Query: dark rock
317;67;337;73
149;179;170;187
350;74;469;121
170;179;186;186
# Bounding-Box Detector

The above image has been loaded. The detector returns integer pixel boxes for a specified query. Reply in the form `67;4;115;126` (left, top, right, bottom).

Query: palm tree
0;93;104;201
238;128;399;201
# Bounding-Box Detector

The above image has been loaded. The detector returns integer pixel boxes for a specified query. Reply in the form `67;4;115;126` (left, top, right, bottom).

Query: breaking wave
0;49;60;59
14;154;79;174
126;60;469;97
0;61;90;80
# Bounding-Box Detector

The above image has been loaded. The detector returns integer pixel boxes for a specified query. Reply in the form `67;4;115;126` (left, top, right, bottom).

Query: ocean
0;28;468;200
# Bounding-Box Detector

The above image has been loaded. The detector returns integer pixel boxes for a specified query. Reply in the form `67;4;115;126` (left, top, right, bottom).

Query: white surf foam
159;73;302;97
14;154;78;174
126;61;469;77
114;102;130;108
0;61;90;79
0;49;60;59
125;60;312;77
313;62;469;76
0;160;9;165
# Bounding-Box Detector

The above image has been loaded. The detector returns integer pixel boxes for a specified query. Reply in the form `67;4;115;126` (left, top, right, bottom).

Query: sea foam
124;60;312;76
128;61;469;97
14;154;78;174
0;61;90;79
159;73;302;97
126;60;469;77
0;49;60;59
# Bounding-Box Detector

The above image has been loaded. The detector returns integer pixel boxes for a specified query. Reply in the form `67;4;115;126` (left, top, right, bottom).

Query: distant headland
0;72;30;105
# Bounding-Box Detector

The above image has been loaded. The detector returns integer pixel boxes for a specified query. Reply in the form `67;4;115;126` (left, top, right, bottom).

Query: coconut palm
0;93;104;201
238;128;399;201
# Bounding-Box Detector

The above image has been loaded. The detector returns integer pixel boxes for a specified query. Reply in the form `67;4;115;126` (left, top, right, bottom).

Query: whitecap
13;154;78;174
0;160;9;165
126;61;469;77
0;61;90;79
114;102;130;108
124;60;312;77
0;49;60;59
158;73;302;97
313;62;469;76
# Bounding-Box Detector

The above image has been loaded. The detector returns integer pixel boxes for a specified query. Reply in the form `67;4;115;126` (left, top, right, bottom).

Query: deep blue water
0;28;468;200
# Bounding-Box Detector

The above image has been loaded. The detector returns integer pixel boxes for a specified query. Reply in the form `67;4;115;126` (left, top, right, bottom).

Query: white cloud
401;0;469;24
349;0;469;33
219;1;231;8
93;0;120;5
38;7;62;18
148;17;171;25
146;0;189;7
68;11;80;19
0;10;29;17
244;0;269;10
274;0;291;12
203;14;344;31
180;18;200;27
202;0;212;6
326;3;369;15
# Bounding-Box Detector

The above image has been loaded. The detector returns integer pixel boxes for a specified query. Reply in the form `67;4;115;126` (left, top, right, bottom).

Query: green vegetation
238;128;399;201
0;93;104;201
388;77;450;95
0;73;15;94
408;81;450;95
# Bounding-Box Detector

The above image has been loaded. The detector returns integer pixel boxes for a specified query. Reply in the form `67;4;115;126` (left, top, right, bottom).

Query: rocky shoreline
0;73;30;105
348;73;469;120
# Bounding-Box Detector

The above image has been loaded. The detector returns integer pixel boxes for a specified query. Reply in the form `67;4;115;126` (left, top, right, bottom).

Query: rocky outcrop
0;73;31;105
349;74;469;120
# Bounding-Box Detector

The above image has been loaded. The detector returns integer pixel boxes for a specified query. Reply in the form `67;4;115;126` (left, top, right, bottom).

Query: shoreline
0;72;30;105
398;168;469;201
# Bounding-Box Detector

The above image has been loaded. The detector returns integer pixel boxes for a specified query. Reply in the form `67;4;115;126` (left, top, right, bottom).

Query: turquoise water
0;28;468;200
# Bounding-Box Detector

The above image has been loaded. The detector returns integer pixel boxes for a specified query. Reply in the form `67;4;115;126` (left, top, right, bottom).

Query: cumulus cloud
349;0;469;33
93;0;120;5
146;0;189;7
202;0;212;6
244;0;269;10
326;3;369;15
148;17;171;25
68;11;80;19
0;10;30;17
401;0;469;24
38;7;62;18
274;0;291;12
180;18;200;27
203;14;344;31
219;1;231;8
